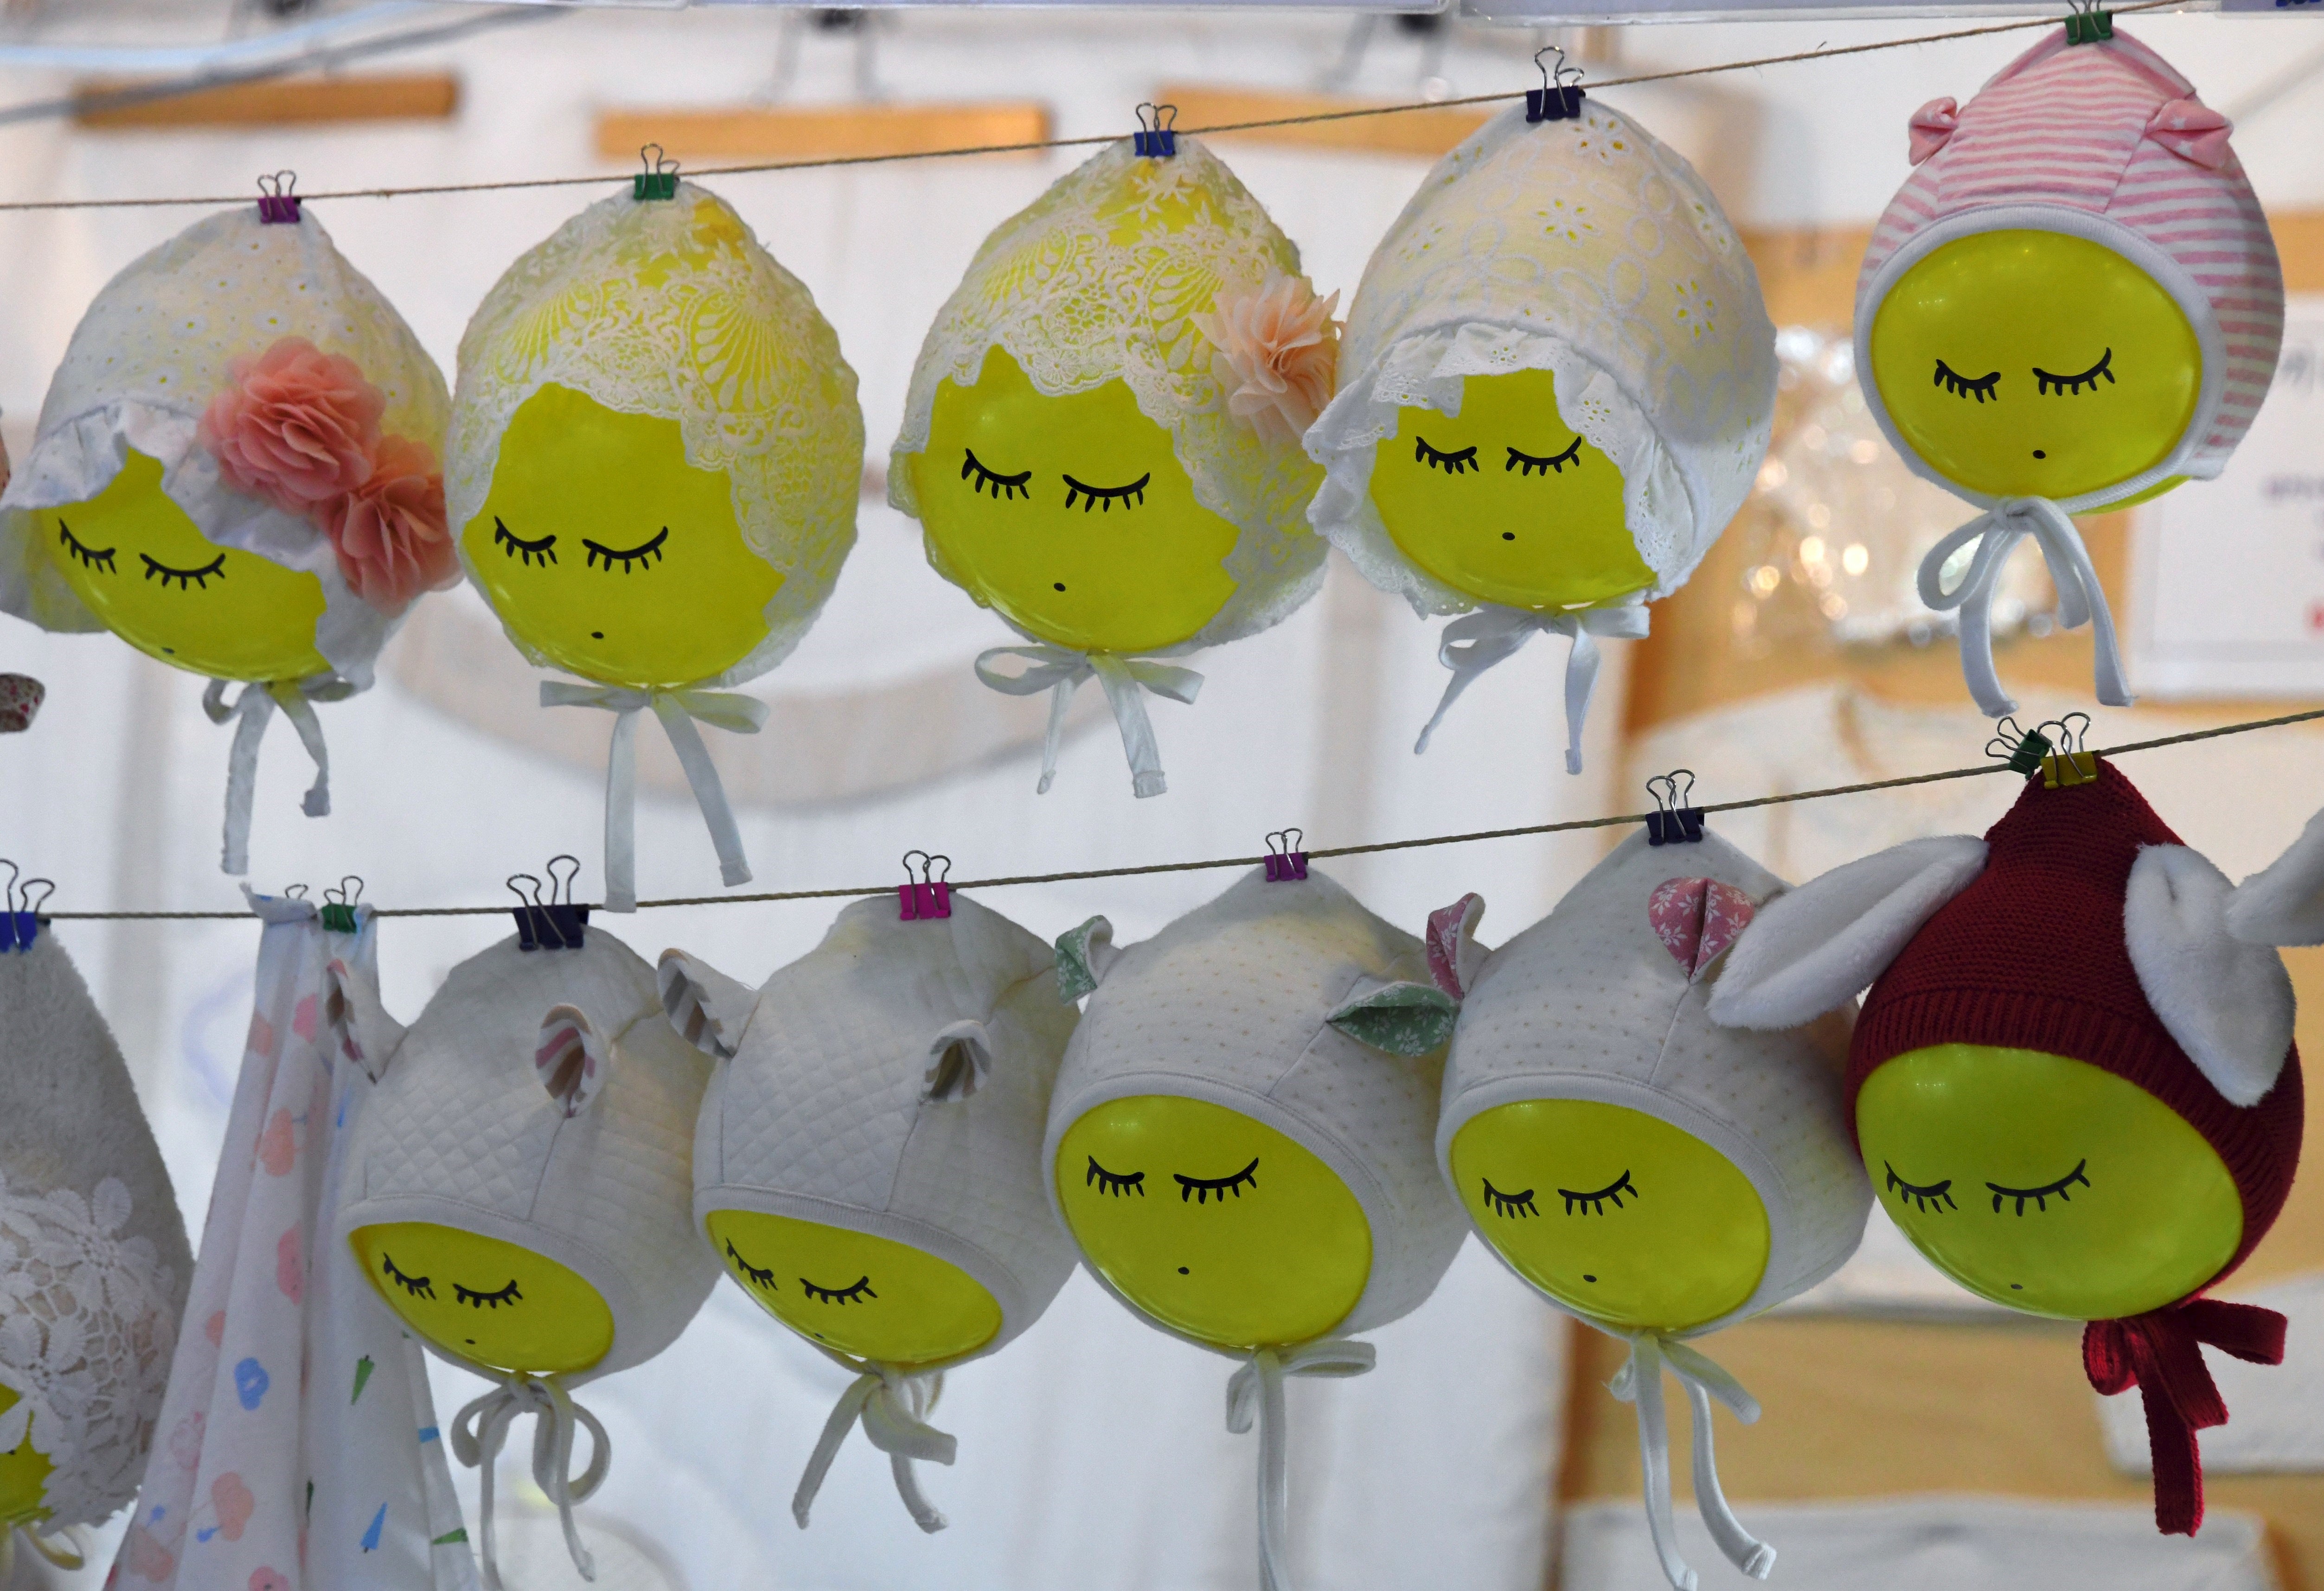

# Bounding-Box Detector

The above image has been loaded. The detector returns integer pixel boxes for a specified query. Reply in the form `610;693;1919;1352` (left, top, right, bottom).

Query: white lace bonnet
447;180;864;690
0;933;192;1537
890;137;1327;657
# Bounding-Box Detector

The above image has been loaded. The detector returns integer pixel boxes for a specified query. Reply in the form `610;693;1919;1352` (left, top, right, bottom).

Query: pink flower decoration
1648;876;1757;983
212;1471;256;1541
1908;97;1959;166
199;338;384;512
1191;273;1341;448
257;1109;296;1177
318;434;455;617
276;1224;305;1304
2147;98;2234;171
251;1569;290;1591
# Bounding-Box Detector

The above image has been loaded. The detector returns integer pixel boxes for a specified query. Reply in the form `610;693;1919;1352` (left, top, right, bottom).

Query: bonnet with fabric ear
2224;801;2324;949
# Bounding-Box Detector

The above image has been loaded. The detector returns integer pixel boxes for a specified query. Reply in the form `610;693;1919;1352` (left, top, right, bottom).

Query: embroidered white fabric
447;181;864;690
890;138;1326;654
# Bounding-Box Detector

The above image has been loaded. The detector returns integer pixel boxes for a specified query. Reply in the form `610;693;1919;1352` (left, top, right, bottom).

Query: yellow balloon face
0;1384;52;1529
1869;230;2201;503
36;448;330;682
915;347;1241;655
351;1221;615;1376
461;384;783;690
1858;1045;2243;1321
1056;1095;1372;1350
706;1209;1003;1368
1450;1099;1770;1332
1369;368;1650;613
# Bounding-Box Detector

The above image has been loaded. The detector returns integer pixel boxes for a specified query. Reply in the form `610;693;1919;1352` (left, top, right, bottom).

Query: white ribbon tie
1416;603;1651;774
204;678;339;876
1224;1338;1377;1591
975;644;1201;799
794;1357;956;1534
1608;1332;1774;1591
452;1374;611;1590
1917;496;2132;718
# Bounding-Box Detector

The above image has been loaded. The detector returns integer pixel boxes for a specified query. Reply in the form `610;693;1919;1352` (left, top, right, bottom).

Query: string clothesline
0;0;2182;215
39;701;2324;923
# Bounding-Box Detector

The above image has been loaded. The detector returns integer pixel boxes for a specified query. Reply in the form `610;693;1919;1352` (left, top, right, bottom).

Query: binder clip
320;876;364;935
1265;830;1309;882
899;850;953;921
634;144;680;201
510;856;591;951
2039;713;2097;788
2065;3;2113;45
1985;716;2055;777
256;170;301;225
1526;48;1587;123
1133;102;1178;159
0;864;51;953
1646;771;1705;846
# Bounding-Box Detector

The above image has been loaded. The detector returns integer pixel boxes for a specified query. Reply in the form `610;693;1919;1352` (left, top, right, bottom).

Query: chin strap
451;1374;611;1589
205;678;347;875
1;1522;87;1577
1916;496;2132;718
1607;1332;1774;1591
1224;1338;1377;1591
1415;602;1651;773
2084;1298;2287;1536
793;1354;955;1533
540;682;769;912
975;644;1202;799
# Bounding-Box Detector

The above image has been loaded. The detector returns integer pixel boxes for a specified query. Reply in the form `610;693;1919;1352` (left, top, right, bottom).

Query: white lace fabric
890;138;1326;655
447;181;864;690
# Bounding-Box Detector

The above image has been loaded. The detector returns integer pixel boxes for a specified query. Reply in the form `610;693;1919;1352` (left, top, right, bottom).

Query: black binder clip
1526;48;1587;123
2065;3;2113;45
900;851;954;921
320;876;364;935
2038;712;2098;789
1133;102;1178;159
1985;716;2055;777
634;144;680;201
510;856;590;951
1646;771;1705;846
0;864;51;953
256;171;301;224
1265;830;1309;882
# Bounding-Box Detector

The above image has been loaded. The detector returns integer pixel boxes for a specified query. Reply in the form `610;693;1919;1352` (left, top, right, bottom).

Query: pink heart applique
1648;877;1757;982
212;1471;255;1541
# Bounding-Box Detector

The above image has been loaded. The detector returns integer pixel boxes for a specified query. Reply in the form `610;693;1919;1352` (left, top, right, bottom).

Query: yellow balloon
0;1384;52;1530
705;1209;1002;1368
351;1220;615;1376
461;383;783;690
1857;1044;2243;1320
1450;1099;1770;1332
1055;1095;1372;1350
35;449;329;682
1868;230;2199;505
1369;368;1651;612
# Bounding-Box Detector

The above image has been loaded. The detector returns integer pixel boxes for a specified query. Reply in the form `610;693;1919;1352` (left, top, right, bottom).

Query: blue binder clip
0;866;50;953
1133;102;1178;159
899;851;954;921
1526;48;1587;123
1265;830;1309;882
1646;771;1705;847
510;857;590;951
256;170;301;224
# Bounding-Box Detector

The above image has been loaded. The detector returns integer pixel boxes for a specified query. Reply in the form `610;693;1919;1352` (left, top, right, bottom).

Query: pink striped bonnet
1856;27;2283;499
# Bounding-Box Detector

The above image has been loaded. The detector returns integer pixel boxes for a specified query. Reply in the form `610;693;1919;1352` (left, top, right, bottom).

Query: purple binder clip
256;171;301;224
1265;830;1309;883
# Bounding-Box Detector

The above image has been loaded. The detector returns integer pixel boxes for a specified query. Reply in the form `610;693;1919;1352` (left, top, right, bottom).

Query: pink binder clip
899;851;953;920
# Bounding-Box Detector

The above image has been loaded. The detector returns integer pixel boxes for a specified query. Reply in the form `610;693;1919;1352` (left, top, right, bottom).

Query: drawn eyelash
800;1275;877;1305
454;1279;523;1310
1413;436;1479;474
55;522;116;573
1987;1158;2090;1215
2035;348;2114;396
1062;471;1151;512
1883;1163;1957;1214
493;518;557;566
583;526;668;573
1933;359;2001;403
961;448;1031;500
1175;1157;1259;1204
1481;1178;1538;1219
725;1239;778;1292
1559;1170;1637;1216
1505;438;1583;477
1086;1156;1146;1197
141;552;225;591
380;1255;435;1300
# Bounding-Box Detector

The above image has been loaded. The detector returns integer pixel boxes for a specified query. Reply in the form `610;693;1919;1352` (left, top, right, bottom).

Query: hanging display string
0;0;2181;215
39;702;2324;922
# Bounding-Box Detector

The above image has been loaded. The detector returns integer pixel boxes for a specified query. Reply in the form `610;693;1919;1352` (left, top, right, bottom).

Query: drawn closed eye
960;447;1031;500
453;1279;523;1310
1559;1170;1638;1215
1062;471;1150;513
1987;1158;2090;1215
141;552;225;591
1481;1178;1539;1219
2034;349;2115;396
1883;1162;1957;1214
494;518;557;566
1933;359;2002;403
725;1239;778;1292
1413;436;1479;475
1505;438;1583;477
380;1254;435;1300
583;527;668;573
56;521;117;573
1086;1156;1146;1197
1175;1157;1259;1204
800;1275;877;1305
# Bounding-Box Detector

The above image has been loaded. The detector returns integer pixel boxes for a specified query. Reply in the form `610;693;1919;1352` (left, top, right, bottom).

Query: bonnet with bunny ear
1711;760;2302;1537
657;891;1078;1535
1436;829;1868;1591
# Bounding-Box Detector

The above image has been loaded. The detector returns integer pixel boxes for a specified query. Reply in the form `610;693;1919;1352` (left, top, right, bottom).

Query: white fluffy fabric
1708;836;1989;1031
2224;801;2324;947
2124;845;2295;1109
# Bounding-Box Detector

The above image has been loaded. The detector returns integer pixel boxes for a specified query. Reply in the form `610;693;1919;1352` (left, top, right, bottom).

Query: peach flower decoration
319;434;455;616
1191;273;1341;448
199;337;385;511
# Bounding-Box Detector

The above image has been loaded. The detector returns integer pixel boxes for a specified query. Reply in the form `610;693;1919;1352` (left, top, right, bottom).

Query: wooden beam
1155;85;1489;160
595;102;1051;165
73;73;459;130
